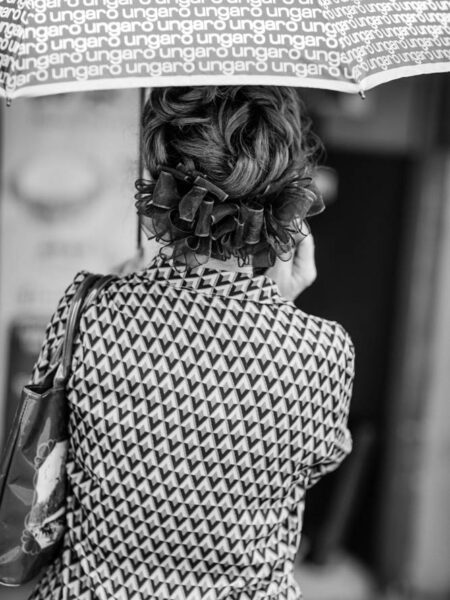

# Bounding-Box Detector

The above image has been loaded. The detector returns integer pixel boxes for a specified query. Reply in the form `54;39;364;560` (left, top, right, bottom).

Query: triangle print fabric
27;255;354;600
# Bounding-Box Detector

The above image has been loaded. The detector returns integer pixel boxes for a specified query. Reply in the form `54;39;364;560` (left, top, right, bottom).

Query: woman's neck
149;241;255;275
193;255;254;275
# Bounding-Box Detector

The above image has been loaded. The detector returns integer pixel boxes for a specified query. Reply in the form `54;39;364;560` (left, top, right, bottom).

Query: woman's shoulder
278;301;355;365
68;269;355;366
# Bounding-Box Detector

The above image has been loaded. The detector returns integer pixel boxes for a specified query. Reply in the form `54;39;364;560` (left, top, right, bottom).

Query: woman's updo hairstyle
136;86;324;269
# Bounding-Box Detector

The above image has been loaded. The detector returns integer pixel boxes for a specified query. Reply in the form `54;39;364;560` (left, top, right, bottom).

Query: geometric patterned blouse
28;254;354;600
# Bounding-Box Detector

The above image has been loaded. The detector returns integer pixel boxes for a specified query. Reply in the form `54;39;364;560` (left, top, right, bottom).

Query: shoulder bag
0;273;109;586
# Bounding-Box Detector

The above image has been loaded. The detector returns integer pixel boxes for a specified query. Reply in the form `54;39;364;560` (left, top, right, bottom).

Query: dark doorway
298;150;412;567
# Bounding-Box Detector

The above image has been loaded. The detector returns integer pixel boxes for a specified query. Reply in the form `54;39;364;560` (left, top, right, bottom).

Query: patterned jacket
29;254;354;600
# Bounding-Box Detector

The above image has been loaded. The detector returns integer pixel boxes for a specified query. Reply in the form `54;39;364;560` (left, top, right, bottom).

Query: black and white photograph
0;2;449;600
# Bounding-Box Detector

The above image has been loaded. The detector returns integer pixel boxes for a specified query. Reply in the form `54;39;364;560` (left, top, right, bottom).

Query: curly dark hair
136;86;324;270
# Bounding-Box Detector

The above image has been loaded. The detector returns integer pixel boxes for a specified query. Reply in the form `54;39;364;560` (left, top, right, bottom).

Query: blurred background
0;73;449;600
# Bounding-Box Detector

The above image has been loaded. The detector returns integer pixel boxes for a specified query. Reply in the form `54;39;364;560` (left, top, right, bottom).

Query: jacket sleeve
29;271;90;386
305;328;355;489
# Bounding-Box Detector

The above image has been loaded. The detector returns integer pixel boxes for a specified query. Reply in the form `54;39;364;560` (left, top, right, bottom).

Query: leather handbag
0;273;107;586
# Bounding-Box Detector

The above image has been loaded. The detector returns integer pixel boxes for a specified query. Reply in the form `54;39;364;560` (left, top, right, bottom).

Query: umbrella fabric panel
2;0;353;96
1;0;450;99
333;0;450;90
0;0;28;94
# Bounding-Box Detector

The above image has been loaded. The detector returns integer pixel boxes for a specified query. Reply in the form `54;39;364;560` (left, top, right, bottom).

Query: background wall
0;90;140;451
409;154;450;596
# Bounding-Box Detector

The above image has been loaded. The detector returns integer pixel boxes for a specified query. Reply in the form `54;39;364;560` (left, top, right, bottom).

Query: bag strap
55;273;113;385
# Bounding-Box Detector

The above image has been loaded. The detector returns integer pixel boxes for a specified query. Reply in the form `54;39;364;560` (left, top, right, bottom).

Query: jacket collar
141;254;283;304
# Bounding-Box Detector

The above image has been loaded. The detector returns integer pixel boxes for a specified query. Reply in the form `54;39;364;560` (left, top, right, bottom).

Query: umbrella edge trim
360;62;450;92
0;75;360;100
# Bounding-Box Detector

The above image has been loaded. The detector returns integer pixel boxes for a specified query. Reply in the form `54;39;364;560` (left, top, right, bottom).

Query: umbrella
1;0;449;102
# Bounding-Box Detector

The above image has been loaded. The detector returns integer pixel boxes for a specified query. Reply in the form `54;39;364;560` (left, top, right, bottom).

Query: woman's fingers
265;233;317;301
292;234;317;290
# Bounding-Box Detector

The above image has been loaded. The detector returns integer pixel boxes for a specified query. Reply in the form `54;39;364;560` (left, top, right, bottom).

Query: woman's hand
265;234;317;301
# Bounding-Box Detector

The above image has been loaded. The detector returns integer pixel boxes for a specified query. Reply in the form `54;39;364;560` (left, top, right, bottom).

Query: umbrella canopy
1;0;449;101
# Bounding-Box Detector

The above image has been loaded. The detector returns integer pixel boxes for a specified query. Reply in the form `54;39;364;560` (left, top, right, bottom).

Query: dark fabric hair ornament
135;163;324;270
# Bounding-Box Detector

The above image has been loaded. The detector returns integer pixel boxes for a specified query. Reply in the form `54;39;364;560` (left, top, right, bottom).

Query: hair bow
135;162;323;270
